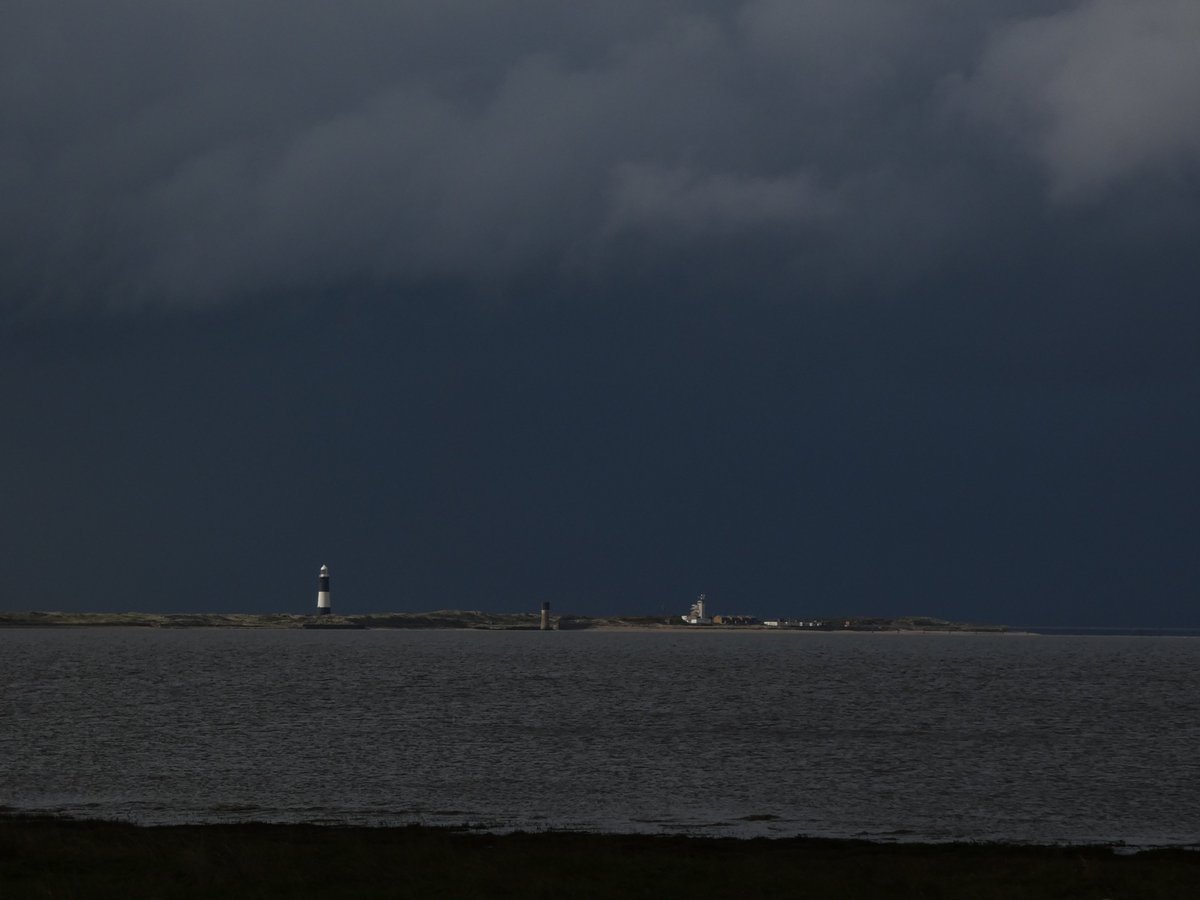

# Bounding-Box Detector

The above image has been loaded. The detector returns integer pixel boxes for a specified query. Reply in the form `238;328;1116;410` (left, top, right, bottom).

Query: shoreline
1;815;1195;899
6;611;1191;636
0;610;1016;634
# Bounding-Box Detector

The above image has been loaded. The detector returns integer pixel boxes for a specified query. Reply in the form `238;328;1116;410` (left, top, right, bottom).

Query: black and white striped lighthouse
316;565;331;615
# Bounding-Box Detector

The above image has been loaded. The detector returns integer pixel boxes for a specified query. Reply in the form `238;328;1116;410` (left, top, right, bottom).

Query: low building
713;615;758;625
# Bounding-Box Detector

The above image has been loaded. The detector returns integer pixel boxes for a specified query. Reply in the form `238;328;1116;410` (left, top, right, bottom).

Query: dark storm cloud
4;1;1198;313
961;0;1200;199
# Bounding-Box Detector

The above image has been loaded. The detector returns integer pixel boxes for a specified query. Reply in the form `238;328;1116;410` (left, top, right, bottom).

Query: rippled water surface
2;628;1197;845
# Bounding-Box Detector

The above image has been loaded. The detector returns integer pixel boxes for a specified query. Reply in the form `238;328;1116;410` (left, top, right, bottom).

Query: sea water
1;628;1197;846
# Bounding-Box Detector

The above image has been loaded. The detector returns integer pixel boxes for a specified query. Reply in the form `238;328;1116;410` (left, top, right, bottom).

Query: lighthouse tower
316;565;331;615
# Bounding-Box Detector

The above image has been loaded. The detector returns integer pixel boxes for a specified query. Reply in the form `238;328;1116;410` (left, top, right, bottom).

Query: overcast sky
3;1;1198;625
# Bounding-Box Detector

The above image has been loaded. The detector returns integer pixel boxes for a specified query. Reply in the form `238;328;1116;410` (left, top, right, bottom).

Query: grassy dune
0;611;1004;631
0;611;317;628
0;817;1195;899
0;610;574;629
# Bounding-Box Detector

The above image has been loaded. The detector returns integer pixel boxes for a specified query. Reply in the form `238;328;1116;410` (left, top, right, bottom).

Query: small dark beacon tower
540;601;550;631
317;565;331;615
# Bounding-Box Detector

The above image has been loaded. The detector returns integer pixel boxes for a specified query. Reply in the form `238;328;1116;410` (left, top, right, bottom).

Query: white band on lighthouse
317;564;331;615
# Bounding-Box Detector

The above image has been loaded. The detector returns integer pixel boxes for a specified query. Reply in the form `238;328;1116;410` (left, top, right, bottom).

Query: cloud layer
2;1;1198;312
964;0;1200;198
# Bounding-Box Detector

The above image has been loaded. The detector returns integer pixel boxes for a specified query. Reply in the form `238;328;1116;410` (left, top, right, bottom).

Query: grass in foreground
0;816;1196;899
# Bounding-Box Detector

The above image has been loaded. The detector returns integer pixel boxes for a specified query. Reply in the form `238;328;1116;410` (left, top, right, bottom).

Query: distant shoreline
2;611;1192;635
0;610;1019;633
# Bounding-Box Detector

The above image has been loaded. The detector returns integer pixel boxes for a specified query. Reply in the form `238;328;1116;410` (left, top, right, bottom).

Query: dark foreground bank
1;817;1196;899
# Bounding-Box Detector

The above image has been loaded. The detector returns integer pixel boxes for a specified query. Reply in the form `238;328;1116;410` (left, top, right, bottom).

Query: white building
681;593;713;625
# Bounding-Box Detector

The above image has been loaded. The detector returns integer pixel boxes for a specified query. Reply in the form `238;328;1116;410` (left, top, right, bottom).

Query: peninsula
0;610;1008;632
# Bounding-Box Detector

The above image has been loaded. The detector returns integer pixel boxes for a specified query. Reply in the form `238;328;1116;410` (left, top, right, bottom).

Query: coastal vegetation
0;610;1007;632
0;816;1194;899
